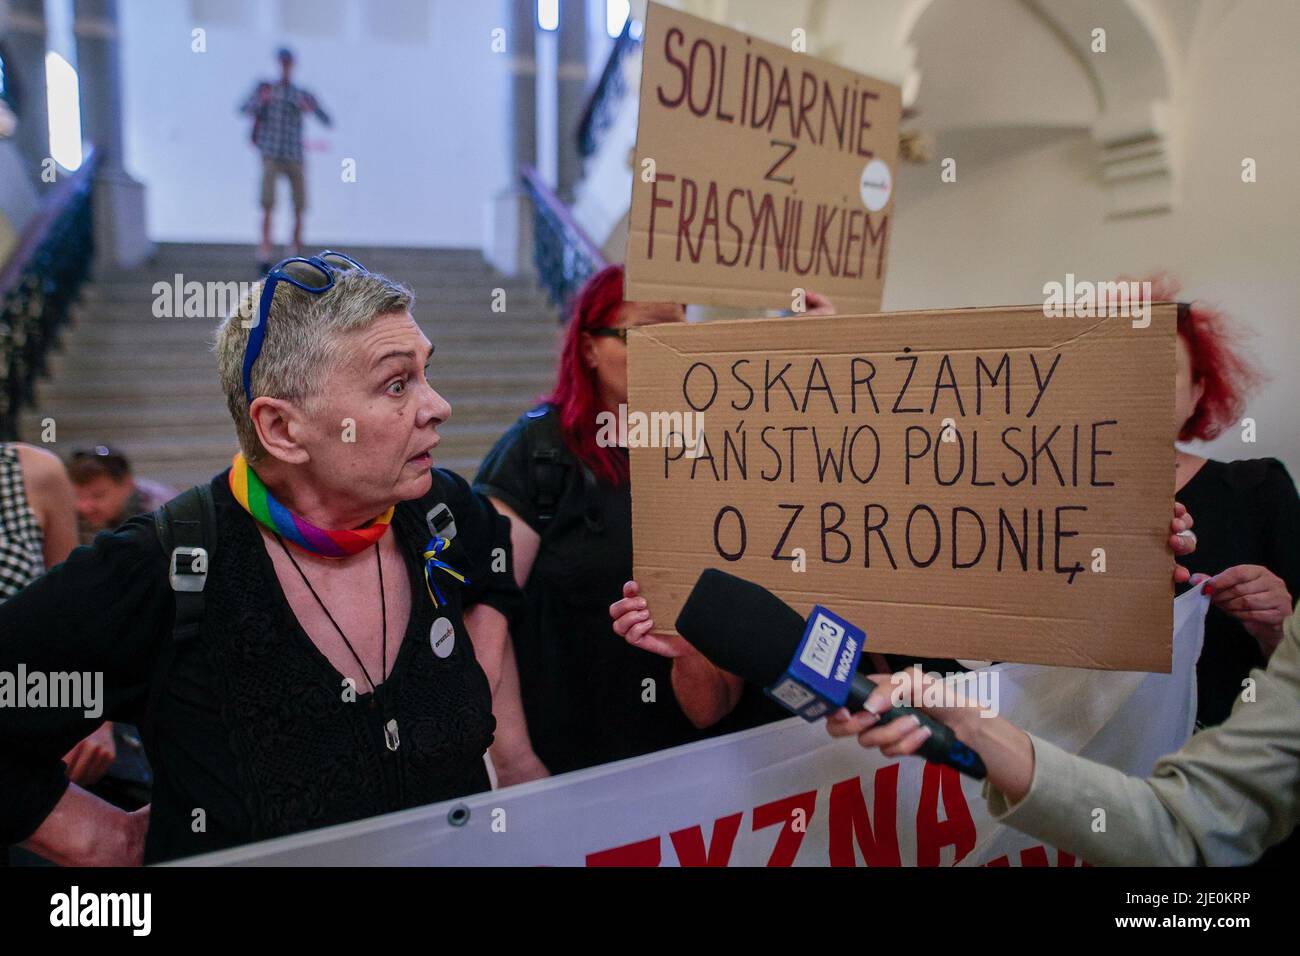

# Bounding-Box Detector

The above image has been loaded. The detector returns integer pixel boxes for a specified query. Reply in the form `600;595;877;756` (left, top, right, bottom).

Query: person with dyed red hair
1161;279;1300;732
474;265;833;772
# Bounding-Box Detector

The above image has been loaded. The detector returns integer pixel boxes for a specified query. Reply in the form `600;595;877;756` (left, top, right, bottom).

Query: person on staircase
240;47;332;274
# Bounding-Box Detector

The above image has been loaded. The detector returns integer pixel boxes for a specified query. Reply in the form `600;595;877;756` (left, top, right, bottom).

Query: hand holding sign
610;580;678;657
626;3;901;314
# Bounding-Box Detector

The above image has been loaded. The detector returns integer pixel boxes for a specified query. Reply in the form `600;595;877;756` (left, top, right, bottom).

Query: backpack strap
155;484;217;640
524;404;569;528
525;406;607;533
531;447;569;527
146;483;217;725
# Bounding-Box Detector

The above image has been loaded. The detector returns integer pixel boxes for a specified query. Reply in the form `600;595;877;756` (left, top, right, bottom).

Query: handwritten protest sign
627;305;1178;671
625;2;901;313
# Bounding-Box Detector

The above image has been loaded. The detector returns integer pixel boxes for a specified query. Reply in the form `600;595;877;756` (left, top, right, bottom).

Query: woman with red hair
474;266;704;773
1164;280;1300;731
477;266;834;772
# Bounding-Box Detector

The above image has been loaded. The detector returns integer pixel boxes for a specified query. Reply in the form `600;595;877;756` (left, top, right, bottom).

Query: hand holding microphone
826;667;990;761
674;568;987;779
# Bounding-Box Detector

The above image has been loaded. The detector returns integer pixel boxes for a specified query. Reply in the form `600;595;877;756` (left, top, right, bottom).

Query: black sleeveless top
0;468;520;862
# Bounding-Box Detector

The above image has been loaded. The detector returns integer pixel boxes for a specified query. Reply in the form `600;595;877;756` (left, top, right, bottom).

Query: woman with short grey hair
0;251;538;864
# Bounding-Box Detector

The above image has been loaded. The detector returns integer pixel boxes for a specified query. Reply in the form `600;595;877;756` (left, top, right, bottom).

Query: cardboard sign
625;2;901;313
628;305;1178;671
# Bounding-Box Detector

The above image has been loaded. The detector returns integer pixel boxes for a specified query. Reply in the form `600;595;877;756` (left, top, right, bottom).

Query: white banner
183;588;1209;867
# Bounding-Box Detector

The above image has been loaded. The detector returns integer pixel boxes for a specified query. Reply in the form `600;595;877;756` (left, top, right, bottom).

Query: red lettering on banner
982;847;1085;867
1019;846;1050;867
586;836;662;867
916;764;976;866
669;812;744;867
752;790;817;866
827;766;902;866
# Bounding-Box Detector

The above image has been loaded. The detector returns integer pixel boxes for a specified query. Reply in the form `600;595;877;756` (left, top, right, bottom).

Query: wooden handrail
0;144;98;302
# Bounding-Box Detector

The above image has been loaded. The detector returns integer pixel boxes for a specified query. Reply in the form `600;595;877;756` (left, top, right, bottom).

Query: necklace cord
276;535;388;695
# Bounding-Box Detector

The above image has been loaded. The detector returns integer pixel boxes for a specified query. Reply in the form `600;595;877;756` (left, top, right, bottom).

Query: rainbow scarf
228;453;394;558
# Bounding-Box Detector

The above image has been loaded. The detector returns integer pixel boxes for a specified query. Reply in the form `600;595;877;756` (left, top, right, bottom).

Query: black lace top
0;468;520;862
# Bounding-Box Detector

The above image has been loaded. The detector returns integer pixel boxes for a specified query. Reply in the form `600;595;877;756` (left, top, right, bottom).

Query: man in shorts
240;47;332;273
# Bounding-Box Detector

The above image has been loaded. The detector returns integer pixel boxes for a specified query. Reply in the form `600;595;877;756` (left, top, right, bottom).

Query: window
537;0;558;32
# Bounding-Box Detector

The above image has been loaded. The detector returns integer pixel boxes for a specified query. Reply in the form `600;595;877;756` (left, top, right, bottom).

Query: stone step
33;363;553;398
142;242;493;260
21;391;544;432
23;244;551;491
42;344;557;375
16;416;512;449
58;311;562;338
122;245;498;272
79;286;557;312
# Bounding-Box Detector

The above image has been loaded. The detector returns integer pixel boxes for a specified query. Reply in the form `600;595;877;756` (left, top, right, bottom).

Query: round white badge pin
430;617;456;659
859;158;893;212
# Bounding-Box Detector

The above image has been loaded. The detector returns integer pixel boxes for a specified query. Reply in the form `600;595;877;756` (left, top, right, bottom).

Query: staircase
18;243;561;490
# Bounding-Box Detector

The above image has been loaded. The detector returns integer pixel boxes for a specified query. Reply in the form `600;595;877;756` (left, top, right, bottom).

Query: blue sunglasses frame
241;250;367;404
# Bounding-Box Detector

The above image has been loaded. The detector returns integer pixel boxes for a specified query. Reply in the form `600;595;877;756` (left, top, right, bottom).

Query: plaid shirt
240;80;331;162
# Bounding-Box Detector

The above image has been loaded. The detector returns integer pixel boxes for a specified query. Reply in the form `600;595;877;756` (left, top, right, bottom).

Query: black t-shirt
0;467;519;861
475;405;786;774
1175;457;1300;729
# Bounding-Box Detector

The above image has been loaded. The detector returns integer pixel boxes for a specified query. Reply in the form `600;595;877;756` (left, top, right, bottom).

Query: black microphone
675;568;987;779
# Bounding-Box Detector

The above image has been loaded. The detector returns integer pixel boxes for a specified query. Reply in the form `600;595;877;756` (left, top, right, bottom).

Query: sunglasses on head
242;250;368;404
71;445;125;463
70;445;130;479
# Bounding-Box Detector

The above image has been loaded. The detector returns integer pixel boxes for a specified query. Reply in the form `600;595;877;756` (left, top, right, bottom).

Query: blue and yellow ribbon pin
422;535;468;608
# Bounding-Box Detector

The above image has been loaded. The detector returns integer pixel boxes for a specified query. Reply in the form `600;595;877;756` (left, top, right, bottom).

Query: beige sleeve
985;608;1300;866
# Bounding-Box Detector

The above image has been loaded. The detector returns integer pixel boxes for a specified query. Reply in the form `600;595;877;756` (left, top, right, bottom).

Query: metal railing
520;164;607;319
0;146;98;439
577;18;641;160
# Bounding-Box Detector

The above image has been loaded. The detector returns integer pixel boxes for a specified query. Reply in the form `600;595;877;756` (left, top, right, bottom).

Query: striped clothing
0;444;44;603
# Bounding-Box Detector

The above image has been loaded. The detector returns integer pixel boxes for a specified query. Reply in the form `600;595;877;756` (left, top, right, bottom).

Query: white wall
885;0;1300;475
117;0;511;248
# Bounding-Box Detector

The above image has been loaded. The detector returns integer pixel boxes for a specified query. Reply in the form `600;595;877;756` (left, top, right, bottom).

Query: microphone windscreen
674;568;806;685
